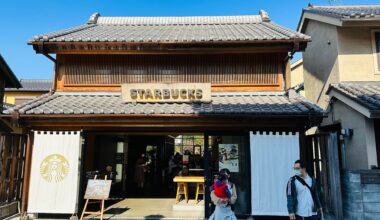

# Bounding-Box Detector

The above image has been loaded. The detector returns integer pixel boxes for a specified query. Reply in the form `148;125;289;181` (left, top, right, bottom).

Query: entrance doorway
126;135;173;198
204;134;251;217
81;132;207;218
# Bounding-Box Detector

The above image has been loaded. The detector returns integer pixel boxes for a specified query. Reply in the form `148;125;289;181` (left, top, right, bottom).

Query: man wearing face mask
286;160;322;220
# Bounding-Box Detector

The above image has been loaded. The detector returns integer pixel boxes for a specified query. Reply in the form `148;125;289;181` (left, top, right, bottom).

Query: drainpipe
283;41;299;90
41;42;57;94
341;138;347;169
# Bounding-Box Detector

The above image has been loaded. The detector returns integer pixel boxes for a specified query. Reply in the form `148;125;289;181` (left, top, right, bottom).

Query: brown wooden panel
0;134;26;206
58;54;284;90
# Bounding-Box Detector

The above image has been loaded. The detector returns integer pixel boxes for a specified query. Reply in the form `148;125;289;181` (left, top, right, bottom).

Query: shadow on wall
144;214;165;219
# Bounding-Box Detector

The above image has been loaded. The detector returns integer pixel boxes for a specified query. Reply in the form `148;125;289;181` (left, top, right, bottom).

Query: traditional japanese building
3;11;323;219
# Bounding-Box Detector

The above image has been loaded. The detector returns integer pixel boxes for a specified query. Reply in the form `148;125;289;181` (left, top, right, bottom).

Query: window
174;135;204;156
372;31;380;73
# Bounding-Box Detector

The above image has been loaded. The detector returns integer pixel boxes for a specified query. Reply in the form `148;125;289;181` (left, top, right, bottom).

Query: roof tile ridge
288;91;323;112
32;24;97;42
262;22;310;39
7;93;58;114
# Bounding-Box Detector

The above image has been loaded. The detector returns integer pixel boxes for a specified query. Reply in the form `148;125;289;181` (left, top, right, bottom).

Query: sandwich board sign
84;179;112;200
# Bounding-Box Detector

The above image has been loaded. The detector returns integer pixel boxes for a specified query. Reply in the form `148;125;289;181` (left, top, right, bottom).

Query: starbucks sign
122;83;211;103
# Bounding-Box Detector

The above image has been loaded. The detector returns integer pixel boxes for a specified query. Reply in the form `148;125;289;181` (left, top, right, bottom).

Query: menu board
84;179;112;200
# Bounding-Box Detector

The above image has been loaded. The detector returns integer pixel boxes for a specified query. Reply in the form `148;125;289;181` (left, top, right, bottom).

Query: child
209;173;231;206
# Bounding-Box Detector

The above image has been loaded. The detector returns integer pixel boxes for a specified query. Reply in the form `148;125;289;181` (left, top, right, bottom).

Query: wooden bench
173;176;204;204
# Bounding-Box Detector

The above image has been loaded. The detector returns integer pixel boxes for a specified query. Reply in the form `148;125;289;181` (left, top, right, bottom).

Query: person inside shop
209;168;237;220
286;160;322;220
168;155;181;178
105;165;117;182
134;153;146;190
174;152;182;165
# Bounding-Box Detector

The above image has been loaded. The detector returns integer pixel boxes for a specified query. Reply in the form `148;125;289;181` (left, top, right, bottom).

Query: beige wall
337;27;380;81
4;91;46;105
323;99;378;169
291;60;303;87
303;22;380;109
290;59;305;97
303;20;340;109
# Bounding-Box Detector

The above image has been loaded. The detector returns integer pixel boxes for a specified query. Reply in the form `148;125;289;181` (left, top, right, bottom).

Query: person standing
134;153;146;189
286;160;322;220
209;168;237;220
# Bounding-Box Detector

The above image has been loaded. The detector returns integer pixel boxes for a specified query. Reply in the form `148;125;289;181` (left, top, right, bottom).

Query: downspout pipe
41;42;57;94
282;42;299;90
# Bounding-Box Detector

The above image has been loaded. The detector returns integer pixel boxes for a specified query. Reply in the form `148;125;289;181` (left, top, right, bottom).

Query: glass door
204;133;250;217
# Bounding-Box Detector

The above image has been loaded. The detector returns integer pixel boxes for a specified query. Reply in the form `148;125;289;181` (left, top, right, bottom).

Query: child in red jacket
210;173;231;205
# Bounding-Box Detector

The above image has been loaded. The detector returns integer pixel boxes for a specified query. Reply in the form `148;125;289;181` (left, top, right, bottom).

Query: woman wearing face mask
209;168;237;220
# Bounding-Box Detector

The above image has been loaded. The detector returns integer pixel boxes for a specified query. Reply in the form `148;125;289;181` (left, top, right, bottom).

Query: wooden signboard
80;177;111;220
121;83;211;103
84;179;112;200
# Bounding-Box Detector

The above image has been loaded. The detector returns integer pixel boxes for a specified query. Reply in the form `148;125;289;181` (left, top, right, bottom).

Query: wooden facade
56;53;287;91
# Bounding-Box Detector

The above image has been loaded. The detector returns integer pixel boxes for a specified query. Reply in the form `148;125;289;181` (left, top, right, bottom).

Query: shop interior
81;132;250;218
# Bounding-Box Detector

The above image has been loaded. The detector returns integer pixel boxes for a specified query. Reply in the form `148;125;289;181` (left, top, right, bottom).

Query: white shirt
295;175;317;217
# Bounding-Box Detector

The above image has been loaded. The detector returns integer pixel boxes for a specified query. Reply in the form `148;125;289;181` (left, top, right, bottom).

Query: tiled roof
2;103;14;112
30;11;310;44
304;5;380;20
0;54;21;88
328;82;380;111
5;79;52;92
5;91;323;116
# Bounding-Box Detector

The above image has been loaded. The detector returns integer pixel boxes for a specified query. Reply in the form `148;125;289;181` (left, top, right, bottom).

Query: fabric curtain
250;132;300;216
28;131;81;214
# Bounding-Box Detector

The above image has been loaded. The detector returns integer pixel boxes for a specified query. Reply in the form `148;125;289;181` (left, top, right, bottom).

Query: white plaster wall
303;20;340;109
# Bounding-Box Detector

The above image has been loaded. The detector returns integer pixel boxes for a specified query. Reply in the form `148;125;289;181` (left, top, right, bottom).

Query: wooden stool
195;182;205;204
175;182;189;203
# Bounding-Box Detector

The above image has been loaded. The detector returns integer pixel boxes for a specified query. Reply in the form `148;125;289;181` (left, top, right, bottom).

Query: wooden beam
17;115;320;132
21;131;33;215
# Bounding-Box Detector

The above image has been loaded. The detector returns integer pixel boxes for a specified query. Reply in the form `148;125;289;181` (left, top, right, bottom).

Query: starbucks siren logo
40;154;70;183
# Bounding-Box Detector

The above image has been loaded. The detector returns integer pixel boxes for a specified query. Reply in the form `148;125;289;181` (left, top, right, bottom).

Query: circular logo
40;154;70;183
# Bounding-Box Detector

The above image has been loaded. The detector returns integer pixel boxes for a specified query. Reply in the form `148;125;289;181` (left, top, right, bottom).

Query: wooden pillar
21;131;34;215
8;135;19;200
203;133;210;218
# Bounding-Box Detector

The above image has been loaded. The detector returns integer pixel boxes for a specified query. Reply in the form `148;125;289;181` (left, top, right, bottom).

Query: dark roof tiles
329;82;380;110
30;12;309;44
5;91;323;116
304;5;380;20
5;79;52;92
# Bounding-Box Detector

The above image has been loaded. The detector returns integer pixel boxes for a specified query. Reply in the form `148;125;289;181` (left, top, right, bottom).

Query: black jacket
286;175;322;214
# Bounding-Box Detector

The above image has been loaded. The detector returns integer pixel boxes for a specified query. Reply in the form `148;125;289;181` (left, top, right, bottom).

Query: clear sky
0;0;379;80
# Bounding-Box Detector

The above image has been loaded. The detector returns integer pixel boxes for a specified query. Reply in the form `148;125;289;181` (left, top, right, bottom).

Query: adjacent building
299;4;380;169
298;5;380;220
4;79;51;106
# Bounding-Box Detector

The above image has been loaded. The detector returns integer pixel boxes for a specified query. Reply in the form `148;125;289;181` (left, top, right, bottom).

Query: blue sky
0;0;379;80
